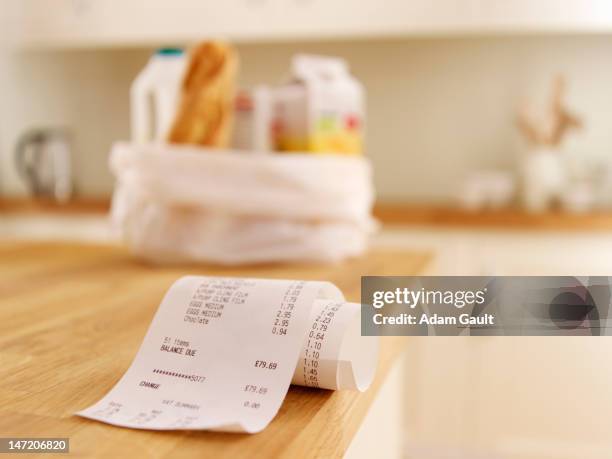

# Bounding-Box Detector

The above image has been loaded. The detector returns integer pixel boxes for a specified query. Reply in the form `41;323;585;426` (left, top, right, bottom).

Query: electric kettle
15;128;72;202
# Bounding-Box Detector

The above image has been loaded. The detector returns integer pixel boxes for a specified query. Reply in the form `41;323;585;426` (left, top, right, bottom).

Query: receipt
77;276;378;432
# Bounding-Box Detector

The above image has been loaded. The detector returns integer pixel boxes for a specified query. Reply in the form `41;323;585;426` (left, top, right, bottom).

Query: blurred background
3;1;612;458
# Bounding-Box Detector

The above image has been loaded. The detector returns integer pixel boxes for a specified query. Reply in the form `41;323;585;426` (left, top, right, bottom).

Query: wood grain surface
0;242;429;458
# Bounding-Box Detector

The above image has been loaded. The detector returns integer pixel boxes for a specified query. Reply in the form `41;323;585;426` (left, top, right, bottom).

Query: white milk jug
130;48;187;144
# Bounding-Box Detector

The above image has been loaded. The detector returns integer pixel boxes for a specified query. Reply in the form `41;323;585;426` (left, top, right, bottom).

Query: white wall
2;36;612;201
0;48;148;197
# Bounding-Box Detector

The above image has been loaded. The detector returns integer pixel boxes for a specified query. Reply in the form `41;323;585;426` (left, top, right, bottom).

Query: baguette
167;41;238;147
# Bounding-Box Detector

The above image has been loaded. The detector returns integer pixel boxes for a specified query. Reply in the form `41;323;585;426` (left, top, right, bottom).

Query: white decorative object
459;171;515;211
521;148;567;213
516;76;582;213
560;182;596;214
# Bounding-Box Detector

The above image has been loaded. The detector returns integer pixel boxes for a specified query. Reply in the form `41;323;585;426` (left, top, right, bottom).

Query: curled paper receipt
77;276;378;432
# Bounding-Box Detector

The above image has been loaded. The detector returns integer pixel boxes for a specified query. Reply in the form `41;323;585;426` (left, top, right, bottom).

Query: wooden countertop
0;242;429;458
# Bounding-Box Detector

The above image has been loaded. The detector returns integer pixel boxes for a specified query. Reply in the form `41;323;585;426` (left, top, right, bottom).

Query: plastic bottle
130;48;186;144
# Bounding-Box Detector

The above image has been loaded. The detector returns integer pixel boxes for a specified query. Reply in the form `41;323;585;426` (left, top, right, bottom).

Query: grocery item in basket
130;48;187;143
167;42;238;147
274;55;364;154
232;86;273;152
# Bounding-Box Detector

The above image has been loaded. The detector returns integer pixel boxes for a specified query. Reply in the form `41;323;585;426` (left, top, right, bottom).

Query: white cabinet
403;337;612;458
4;0;612;49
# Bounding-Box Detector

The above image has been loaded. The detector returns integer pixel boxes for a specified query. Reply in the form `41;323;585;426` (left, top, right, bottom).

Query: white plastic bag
110;142;376;264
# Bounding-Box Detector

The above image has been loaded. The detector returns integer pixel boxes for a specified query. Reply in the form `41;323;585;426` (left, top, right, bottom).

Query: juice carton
273;55;364;154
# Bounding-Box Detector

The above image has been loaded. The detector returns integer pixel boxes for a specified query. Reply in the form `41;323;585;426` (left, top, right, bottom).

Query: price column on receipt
77;276;378;433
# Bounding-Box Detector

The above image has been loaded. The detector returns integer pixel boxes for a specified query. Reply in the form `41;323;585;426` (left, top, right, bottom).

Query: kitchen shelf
374;204;612;231
6;0;612;49
0;197;110;215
